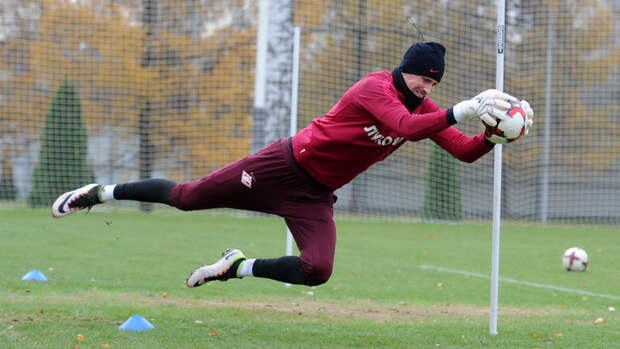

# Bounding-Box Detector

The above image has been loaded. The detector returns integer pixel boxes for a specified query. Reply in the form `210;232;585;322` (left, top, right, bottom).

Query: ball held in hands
484;101;528;144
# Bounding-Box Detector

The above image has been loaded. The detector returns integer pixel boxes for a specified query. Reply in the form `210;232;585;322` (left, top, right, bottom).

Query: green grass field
1;205;619;348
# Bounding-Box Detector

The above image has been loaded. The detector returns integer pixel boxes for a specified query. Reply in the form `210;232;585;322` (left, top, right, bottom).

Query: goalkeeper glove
452;89;516;126
520;99;534;136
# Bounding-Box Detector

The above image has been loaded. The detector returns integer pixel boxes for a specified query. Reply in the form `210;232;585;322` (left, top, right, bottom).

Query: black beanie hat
398;42;446;83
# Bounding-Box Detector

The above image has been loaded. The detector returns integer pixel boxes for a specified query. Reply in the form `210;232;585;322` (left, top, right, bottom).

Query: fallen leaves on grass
208;330;218;336
76;334;85;342
554;333;563;339
532;333;541;339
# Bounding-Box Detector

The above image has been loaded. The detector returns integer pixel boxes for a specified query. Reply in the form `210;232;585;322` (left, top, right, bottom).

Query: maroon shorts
168;138;337;285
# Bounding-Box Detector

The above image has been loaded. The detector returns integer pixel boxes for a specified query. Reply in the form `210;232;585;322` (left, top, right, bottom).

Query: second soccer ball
562;247;589;271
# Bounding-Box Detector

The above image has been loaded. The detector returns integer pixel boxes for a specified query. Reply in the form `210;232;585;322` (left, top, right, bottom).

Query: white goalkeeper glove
474;88;519;103
452;89;516;126
520;99;534;136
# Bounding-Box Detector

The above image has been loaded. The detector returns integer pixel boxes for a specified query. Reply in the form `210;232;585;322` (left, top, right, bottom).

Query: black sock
253;256;306;285
113;179;176;204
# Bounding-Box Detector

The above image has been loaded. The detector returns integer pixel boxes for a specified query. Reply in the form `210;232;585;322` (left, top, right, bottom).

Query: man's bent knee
302;262;333;286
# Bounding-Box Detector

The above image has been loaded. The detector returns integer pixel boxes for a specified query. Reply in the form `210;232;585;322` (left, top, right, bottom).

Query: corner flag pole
490;0;506;336
285;26;301;287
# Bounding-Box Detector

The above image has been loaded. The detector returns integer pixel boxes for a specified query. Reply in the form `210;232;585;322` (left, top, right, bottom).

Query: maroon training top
292;70;492;190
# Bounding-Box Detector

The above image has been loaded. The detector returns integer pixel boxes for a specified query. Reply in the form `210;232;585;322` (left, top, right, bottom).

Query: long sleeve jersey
292;70;493;190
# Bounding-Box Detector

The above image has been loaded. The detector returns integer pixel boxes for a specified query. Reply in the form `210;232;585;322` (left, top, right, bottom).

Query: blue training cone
21;270;47;281
119;314;155;331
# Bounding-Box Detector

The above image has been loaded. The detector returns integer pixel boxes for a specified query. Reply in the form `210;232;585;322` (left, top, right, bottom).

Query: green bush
27;81;92;207
420;143;462;221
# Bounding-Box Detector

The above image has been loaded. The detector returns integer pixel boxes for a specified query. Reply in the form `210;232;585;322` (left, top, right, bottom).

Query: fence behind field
1;0;619;223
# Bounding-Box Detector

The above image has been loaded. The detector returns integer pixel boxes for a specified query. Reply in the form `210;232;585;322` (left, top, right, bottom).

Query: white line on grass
419;264;620;301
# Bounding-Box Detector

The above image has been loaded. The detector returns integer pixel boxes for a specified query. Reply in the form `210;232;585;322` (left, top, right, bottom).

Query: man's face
402;73;438;99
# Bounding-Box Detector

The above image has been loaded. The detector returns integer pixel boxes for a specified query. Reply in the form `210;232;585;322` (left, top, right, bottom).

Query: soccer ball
562;247;589;271
485;101;527;144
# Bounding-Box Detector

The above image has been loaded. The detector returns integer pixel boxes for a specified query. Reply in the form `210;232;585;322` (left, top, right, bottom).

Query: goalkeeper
52;42;533;288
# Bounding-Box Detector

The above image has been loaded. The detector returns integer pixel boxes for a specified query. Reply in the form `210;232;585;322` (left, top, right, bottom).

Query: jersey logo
241;170;253;188
364;125;404;146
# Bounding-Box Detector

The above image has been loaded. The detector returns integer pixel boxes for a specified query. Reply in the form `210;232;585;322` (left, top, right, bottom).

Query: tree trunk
252;0;294;153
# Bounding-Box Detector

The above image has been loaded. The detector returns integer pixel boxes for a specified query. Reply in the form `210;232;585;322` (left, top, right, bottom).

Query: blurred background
0;0;618;223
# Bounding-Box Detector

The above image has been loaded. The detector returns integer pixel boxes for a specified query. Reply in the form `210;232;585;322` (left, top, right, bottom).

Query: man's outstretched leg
51;179;176;218
186;250;307;287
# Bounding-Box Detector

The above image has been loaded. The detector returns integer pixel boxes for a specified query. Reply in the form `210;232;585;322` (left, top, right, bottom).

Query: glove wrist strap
446;107;457;125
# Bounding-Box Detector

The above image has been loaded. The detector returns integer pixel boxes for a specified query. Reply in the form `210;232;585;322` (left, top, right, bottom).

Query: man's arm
430;127;493;163
356;78;452;140
356;77;511;141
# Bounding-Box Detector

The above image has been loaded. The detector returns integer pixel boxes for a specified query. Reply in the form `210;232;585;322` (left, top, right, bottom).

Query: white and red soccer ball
562;247;589;272
485;101;527;144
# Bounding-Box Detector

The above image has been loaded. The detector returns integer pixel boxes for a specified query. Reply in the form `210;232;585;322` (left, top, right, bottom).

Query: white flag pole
285;26;301;288
490;0;506;336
